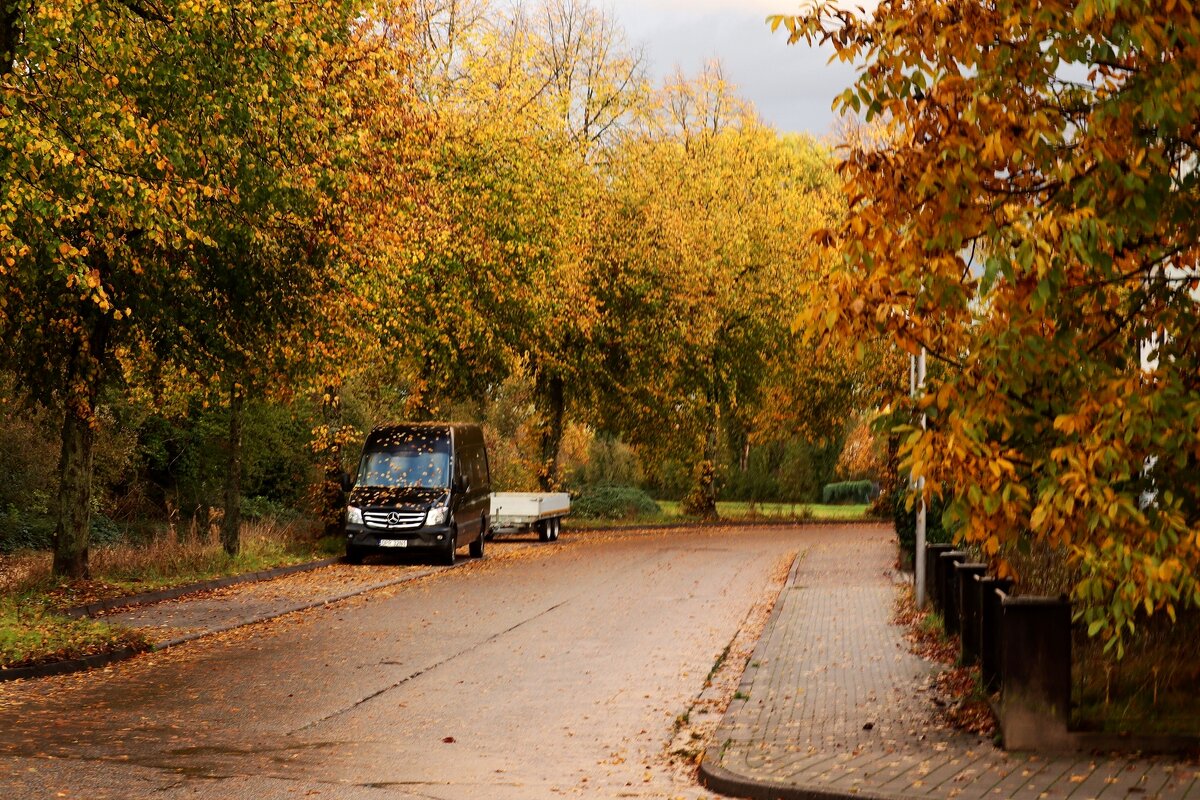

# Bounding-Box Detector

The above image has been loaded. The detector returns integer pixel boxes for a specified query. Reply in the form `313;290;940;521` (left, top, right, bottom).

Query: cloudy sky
605;0;862;137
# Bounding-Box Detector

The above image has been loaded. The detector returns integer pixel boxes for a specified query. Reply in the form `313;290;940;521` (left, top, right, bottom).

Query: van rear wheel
469;528;485;559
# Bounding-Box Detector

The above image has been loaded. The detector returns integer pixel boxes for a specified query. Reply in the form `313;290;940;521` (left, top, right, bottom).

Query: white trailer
489;492;570;542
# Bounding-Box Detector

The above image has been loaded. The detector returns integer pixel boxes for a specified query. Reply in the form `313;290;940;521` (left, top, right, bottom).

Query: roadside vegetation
773;1;1200;654
15;0;1196;714
0;520;340;670
568;499;873;528
653;501;871;523
1;0;897;595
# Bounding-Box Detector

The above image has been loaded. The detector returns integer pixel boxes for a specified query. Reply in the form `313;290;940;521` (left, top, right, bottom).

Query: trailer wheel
550;517;560;541
537;520;551;542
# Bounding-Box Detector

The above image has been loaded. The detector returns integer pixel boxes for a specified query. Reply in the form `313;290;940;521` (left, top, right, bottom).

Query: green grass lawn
655;500;872;521
566;500;873;527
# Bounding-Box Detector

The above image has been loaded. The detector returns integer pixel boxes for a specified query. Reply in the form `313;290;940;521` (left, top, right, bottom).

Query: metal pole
914;347;928;609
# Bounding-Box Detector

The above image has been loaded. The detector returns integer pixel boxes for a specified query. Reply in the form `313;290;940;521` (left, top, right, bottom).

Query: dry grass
1074;608;1200;735
1;517;326;599
0;517;336;669
1002;540;1081;596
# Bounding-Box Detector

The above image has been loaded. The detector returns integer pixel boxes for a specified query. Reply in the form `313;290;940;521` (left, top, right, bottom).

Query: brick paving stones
700;525;1200;800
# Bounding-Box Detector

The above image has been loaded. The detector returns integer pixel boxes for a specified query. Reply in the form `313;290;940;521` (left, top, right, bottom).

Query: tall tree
181;1;418;554
2;1;212;577
591;66;838;515
379;0;641;491
0;0;402;574
775;1;1200;651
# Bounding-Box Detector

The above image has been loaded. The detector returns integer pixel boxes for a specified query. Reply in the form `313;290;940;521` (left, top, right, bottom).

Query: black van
343;423;491;565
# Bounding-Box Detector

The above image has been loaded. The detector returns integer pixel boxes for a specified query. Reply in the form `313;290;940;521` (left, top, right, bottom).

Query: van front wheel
438;529;457;566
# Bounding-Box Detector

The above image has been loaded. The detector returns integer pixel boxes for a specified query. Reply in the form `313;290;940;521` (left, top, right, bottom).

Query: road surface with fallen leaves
0;524;827;800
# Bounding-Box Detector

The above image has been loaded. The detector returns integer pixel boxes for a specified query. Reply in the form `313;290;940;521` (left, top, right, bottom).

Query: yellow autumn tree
592;64;841;516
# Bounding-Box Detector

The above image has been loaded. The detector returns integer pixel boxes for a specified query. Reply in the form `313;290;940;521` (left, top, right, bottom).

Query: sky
605;0;862;137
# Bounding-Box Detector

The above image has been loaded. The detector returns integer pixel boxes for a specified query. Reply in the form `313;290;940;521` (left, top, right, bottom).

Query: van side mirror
454;474;470;493
339;471;354;492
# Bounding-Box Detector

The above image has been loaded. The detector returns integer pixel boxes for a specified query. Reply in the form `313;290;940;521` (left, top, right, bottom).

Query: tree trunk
51;313;110;579
320;384;346;539
682;408;721;520
192;503;211;542
52;407;97;579
537;372;565;492
221;384;244;556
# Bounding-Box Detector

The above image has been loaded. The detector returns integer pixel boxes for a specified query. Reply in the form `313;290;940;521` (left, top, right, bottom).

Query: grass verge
568;501;874;528
0;518;341;671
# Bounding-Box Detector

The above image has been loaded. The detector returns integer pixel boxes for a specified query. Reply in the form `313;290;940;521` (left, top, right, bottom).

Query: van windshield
357;446;450;489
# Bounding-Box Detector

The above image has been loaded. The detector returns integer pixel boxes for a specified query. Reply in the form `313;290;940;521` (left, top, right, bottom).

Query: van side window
476;445;490;486
465;446;486;491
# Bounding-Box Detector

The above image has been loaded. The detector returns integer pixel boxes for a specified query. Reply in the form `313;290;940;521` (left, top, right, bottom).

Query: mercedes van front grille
363;510;425;530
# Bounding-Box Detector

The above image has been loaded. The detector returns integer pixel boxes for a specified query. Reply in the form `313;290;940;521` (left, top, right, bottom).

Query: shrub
89;513;124;547
241;495;301;522
821;480;877;505
0;509;130;553
572;485;660;520
0;507;55;553
892;483;953;557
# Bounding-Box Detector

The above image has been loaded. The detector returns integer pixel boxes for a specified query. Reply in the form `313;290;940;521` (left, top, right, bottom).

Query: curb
0;558;442;684
0;646;151;684
148;567;440;652
698;748;906;800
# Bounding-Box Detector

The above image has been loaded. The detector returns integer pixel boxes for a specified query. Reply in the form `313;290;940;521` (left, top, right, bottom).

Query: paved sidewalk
700;526;1200;800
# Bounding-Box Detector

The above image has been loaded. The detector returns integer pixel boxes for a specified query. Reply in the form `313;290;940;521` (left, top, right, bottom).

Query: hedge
571;485;661;520
820;480;877;505
892;484;953;556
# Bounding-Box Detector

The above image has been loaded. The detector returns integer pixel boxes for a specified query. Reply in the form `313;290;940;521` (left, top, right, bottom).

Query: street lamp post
912;348;928;609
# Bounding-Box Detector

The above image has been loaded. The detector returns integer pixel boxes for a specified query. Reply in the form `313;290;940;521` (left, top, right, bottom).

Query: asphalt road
0;525;811;800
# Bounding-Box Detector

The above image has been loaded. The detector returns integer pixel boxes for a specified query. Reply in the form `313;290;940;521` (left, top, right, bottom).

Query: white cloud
605;0;861;135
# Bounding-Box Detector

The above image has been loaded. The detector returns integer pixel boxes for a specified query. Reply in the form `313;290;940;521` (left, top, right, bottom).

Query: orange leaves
773;0;1200;654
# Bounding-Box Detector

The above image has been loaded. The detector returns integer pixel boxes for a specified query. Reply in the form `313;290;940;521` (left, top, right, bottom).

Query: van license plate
379;540;408;548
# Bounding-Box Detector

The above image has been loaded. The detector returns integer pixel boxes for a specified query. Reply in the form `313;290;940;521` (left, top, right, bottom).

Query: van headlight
426;506;448;526
346;506;363;525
